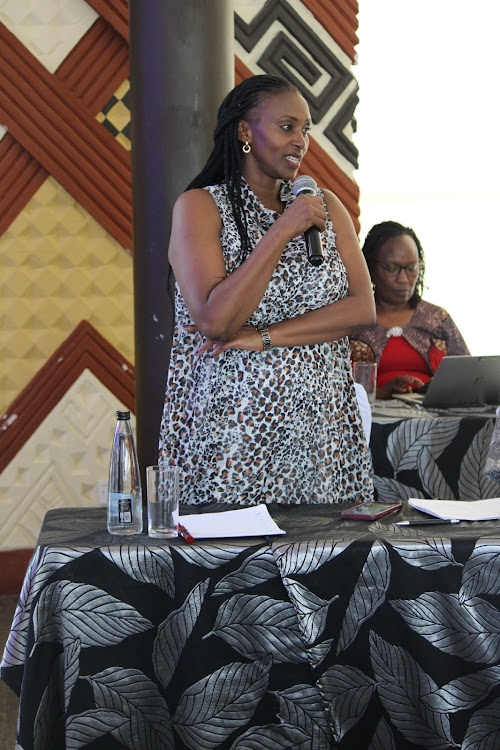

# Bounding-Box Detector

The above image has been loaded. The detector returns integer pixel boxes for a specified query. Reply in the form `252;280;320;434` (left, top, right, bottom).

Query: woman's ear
238;119;251;144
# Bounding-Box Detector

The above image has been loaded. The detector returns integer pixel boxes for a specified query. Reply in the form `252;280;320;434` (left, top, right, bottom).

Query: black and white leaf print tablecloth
4;503;500;749
370;403;498;502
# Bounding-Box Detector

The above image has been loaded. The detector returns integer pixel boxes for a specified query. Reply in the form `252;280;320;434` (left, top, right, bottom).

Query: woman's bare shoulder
320;187;346;214
174;187;220;213
169;187;223;268
319;187;357;235
171;188;223;236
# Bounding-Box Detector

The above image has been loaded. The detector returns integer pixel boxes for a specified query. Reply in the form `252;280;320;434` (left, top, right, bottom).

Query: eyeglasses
373;261;420;278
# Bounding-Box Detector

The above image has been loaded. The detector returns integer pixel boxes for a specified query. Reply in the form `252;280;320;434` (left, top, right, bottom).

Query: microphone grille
292;175;318;196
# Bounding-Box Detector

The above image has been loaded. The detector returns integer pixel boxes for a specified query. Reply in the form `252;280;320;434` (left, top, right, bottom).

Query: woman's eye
281;124;310;135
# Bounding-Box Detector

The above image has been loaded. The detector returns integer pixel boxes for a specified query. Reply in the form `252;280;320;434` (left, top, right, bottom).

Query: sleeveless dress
158;179;373;505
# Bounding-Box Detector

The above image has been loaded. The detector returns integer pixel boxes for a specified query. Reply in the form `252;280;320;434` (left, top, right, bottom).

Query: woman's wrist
258;325;272;351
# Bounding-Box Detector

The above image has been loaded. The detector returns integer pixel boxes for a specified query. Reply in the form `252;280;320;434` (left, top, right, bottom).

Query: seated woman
350;220;470;399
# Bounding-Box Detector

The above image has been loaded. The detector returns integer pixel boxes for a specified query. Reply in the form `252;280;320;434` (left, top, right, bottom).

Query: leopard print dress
159;179;373;504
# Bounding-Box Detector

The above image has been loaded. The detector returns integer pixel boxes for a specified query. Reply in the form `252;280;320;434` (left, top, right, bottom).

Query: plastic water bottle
485;406;500;483
107;411;143;534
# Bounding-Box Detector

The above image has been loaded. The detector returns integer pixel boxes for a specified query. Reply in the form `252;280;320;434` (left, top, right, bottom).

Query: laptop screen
411;355;500;409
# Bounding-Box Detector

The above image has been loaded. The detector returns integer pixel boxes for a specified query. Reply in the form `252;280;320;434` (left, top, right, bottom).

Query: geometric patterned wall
235;0;361;221
0;0;359;556
236;0;360;172
0;177;134;411
0;0;132;417
0;320;135;550
0;367;136;550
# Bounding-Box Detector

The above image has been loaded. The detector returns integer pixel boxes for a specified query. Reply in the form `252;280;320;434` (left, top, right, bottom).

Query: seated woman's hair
186;75;299;260
362;220;426;304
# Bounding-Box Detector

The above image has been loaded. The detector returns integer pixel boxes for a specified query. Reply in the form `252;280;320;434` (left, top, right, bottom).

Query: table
3;504;500;749
370;400;498;502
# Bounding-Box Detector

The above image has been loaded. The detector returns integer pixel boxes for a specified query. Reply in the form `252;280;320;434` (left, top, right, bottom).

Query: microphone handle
304;226;324;267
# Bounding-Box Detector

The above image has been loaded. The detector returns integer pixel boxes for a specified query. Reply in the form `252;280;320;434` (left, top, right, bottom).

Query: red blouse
377;335;434;387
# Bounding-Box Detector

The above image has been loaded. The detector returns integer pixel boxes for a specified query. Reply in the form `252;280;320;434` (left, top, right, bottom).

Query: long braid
186;75;298;261
362;220;426;305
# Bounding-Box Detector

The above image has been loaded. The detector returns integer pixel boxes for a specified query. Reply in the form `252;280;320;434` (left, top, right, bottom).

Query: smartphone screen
341;501;402;520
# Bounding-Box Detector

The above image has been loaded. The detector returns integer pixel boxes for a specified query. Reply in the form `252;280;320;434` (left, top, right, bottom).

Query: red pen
178;524;194;544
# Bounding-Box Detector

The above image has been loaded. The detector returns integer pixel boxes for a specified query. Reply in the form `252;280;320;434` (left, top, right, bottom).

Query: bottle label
110;493;134;524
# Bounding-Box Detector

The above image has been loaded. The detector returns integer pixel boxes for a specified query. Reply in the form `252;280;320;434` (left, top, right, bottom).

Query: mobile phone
341;501;402;520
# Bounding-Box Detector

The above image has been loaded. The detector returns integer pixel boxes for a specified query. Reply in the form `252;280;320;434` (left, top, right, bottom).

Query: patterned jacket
350;299;470;374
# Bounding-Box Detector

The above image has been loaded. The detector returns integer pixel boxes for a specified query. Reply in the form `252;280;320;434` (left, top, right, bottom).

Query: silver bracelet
258;327;272;351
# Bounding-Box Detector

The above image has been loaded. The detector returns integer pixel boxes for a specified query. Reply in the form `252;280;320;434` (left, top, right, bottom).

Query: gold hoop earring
242;141;251;154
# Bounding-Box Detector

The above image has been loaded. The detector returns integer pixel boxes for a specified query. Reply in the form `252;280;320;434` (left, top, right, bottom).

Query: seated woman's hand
183;324;265;358
377;375;426;400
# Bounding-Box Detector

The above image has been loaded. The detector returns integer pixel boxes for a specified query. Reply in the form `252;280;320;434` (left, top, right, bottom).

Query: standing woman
159;75;376;504
350;221;469;399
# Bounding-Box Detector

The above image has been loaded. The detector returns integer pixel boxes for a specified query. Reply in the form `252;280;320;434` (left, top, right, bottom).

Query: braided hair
186;74;299;261
362;220;426;306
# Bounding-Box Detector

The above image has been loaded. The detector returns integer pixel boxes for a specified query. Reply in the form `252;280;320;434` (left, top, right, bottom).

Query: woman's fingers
392;376;425;393
281;194;327;235
377;375;426;399
191;324;265;358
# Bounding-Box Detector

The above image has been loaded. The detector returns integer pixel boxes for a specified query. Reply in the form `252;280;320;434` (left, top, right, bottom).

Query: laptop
393;355;500;409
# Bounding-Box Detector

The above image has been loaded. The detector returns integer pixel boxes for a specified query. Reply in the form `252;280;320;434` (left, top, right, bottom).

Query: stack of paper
180;504;286;539
409;497;500;521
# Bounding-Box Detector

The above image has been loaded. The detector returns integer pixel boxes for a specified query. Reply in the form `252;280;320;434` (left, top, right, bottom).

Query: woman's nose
292;130;307;149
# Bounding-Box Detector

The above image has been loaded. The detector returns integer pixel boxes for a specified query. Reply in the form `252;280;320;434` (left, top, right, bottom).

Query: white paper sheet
179;504;286;539
408;497;500;521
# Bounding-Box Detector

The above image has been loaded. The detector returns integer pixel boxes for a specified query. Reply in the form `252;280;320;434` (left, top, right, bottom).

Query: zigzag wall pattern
235;0;359;168
0;0;360;570
303;0;359;59
0;22;132;250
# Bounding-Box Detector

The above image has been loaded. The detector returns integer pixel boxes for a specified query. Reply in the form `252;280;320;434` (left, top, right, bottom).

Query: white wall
354;2;500;355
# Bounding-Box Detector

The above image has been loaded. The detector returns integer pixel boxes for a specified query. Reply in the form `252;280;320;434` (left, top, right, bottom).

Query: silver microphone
292;176;325;266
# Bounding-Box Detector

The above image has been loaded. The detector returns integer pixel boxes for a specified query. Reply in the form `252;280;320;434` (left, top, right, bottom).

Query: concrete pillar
129;0;234;489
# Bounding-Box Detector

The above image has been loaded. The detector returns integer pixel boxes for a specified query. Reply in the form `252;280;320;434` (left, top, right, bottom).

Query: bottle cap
116;410;130;420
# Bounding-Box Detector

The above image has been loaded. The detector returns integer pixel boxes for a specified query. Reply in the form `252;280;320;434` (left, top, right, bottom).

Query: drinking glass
353;362;377;405
146;465;179;538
